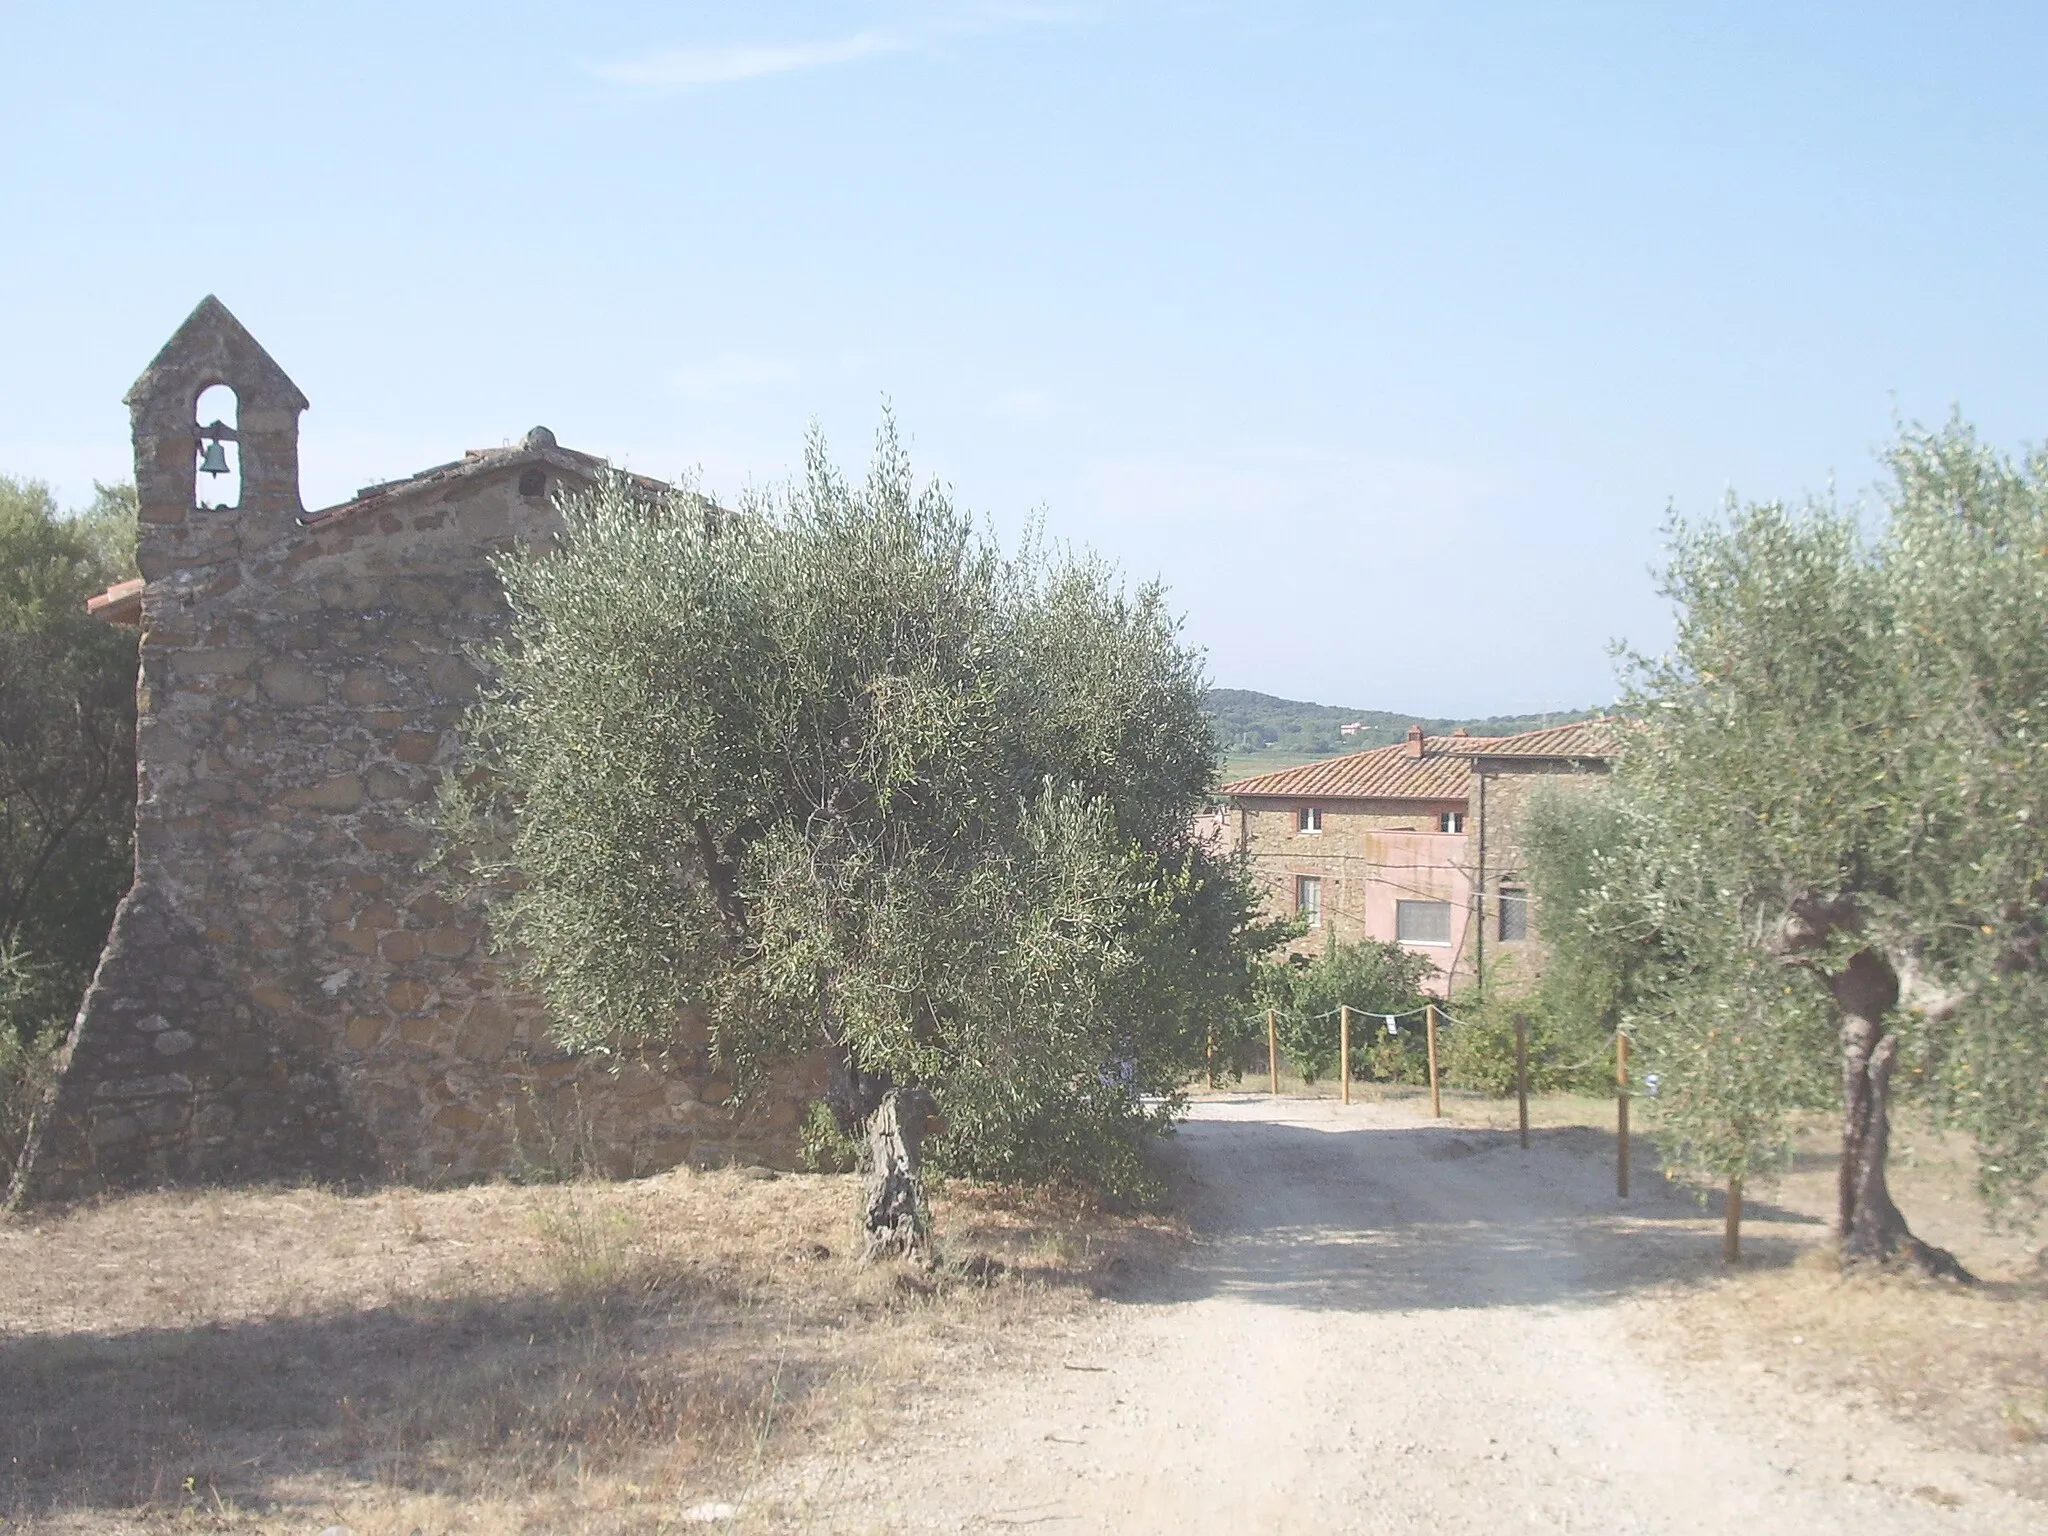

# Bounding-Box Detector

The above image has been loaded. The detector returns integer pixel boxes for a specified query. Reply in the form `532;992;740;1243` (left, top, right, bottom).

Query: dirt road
758;1095;2037;1533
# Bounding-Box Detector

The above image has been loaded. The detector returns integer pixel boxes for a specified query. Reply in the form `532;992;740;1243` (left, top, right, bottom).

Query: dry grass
1625;1113;2048;1505
1654;1253;2048;1498
1422;1084;2048;1496
0;1168;1183;1534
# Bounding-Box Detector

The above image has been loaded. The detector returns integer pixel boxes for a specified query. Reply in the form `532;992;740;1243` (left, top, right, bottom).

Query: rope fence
1212;1003;1639;1195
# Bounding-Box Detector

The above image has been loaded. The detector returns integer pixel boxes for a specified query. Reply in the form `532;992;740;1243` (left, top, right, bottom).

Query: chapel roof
85;577;144;625
297;425;673;531
86;429;692;625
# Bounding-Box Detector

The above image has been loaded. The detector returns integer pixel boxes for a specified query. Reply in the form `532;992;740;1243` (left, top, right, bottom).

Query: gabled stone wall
8;300;811;1206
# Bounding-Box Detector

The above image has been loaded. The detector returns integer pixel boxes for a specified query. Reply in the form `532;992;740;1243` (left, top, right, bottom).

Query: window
1396;899;1452;945
1438;811;1465;834
1499;885;1530;942
1297;806;1322;834
1296;875;1323;928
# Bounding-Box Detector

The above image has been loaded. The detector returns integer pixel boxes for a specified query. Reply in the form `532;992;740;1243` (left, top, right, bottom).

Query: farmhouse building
1220;720;1614;994
8;298;814;1206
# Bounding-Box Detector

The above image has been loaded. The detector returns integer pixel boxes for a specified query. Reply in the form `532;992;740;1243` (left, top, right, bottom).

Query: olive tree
450;425;1270;1253
1584;422;2048;1274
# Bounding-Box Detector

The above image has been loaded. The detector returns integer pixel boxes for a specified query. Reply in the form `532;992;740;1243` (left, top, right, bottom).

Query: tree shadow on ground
1123;1107;1826;1315
0;1273;825;1524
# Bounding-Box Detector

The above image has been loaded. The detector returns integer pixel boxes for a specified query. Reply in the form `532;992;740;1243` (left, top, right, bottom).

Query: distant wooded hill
1206;688;1603;776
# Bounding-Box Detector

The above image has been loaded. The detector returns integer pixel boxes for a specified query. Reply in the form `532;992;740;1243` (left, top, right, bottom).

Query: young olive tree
451;425;1270;1253
1526;783;1835;1228
1880;426;2048;1221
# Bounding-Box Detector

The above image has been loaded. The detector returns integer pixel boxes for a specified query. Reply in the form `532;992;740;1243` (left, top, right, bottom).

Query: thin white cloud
591;31;910;89
588;4;1095;92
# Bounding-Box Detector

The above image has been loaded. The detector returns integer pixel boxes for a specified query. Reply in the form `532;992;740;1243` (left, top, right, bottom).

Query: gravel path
756;1095;2036;1534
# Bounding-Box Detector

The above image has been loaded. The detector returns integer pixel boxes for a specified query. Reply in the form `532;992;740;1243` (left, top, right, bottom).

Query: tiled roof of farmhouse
1220;738;1484;801
1463;720;1619;760
1219;720;1616;802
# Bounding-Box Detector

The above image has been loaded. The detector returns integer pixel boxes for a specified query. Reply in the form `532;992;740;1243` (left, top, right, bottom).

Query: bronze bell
197;437;231;477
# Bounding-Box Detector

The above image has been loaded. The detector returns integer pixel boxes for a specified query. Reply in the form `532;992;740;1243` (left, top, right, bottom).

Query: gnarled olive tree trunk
822;1011;932;1260
1784;897;1971;1281
861;1086;933;1260
1823;946;1971;1280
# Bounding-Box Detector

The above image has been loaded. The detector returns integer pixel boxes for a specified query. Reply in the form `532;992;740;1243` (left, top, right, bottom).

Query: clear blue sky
6;2;2047;716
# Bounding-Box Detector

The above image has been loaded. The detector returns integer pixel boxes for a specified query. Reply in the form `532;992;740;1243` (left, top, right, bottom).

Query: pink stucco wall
1241;799;1477;994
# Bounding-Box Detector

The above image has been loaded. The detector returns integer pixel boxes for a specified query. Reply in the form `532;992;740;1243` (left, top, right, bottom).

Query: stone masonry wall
14;456;814;1204
1234;763;1611;996
1468;759;1611;996
1238;798;1475;987
9;303;813;1205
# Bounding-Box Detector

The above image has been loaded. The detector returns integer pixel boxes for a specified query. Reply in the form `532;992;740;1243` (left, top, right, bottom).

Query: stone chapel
8;298;809;1205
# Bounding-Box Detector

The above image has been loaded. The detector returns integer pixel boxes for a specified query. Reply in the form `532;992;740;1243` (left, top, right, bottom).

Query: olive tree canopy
451;425;1272;1250
1532;421;2048;1274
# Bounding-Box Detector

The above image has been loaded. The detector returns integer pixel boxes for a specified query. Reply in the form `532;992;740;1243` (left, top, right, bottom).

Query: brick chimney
1404;722;1426;758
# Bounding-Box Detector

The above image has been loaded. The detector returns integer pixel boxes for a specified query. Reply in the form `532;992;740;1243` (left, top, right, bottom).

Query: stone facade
8;298;812;1207
1223;723;1614;995
1236;799;1476;989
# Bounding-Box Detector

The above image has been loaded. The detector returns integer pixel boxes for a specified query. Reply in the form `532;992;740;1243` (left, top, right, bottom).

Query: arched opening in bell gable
193;383;241;509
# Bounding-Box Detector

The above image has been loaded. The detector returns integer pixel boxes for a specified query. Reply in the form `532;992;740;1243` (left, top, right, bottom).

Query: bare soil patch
1193;1083;2048;1519
754;1095;2046;1532
0;1168;1182;1534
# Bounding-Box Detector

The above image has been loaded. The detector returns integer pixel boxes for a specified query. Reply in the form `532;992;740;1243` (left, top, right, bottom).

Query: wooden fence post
1267;1008;1279;1097
1513;1012;1529;1149
1425;1003;1442;1118
1724;1176;1743;1262
1339;1005;1351;1106
1616;1031;1630;1199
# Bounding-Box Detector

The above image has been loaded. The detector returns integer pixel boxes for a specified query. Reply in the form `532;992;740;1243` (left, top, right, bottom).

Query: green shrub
798;1099;863;1174
1438;985;1614;1096
1;944;67;1186
1255;934;1434;1083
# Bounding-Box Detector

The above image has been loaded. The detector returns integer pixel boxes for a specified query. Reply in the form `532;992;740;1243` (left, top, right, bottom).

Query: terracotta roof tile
1219;738;1495;801
1219;719;1616;802
1462;720;1618;759
85;576;143;625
